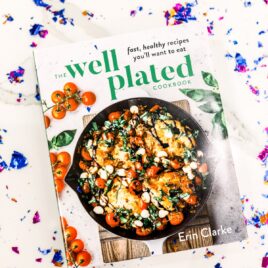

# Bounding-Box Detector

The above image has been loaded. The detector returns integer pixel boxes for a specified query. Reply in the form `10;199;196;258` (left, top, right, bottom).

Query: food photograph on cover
34;25;248;265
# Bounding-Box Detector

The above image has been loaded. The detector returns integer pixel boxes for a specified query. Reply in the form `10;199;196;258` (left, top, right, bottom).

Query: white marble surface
0;0;267;268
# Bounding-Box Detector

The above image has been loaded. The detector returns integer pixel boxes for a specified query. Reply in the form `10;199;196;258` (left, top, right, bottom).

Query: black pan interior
65;97;214;241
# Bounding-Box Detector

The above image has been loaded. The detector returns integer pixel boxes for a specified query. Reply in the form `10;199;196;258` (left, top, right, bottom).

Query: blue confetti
9;151;28;170
86;106;91;113
215;263;222;268
51;250;64;266
258;41;263;48
0;157;8;172
29;24;48;38
33;0;50;8
38;247;52;255
244;1;252;7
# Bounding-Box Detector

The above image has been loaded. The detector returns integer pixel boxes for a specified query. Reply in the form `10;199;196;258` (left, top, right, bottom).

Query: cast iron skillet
65;97;214;241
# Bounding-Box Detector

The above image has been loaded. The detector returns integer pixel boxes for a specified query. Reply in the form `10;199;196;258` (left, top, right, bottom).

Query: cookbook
34;24;247;267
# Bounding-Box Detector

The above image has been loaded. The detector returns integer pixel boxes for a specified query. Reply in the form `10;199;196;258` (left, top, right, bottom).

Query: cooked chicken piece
154;120;193;157
107;178;141;213
95;142;114;167
144;130;165;156
144;172;181;211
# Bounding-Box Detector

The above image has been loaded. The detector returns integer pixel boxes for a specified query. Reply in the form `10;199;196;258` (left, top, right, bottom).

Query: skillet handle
144;238;165;256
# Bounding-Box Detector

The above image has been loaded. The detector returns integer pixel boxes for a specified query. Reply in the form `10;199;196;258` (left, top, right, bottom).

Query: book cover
34;24;247;267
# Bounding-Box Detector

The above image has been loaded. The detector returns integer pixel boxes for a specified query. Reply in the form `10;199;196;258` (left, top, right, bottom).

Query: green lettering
107;75;125;100
88;60;102;75
177;55;194;78
65;62;87;78
161;66;175;81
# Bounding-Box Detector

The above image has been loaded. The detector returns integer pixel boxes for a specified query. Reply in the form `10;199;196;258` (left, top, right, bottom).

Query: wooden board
83;100;213;263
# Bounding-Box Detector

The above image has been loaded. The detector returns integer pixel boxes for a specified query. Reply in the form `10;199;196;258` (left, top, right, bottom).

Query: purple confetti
207;21;214;35
33;211;41;224
7;66;25;84
258;146;268;164
36;258;42;262
248;84;260;95
30;41;38;48
12;247;20;254
130;10;137;17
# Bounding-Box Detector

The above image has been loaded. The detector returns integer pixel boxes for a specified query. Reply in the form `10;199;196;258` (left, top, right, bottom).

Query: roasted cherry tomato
54;166;67;180
170;159;181;170
126;169;137;179
82;182;90;194
52;105;66;120
76;251;92;267
156;218;168;231
57;151;71;166
186;195;198;205
60;216;68;229
79;160;89;171
139;199;148;210
106;132;114;140
146;165;160;177
136;227;153;236
198;163;208;174
81;147;92;161
195;176;202;186
44;115;50;128
168;211;184;226
64;226;77;243
49;152;57;166
55;179;65;193
150;104;160;112
105;212;120;228
51;90;65;103
129;180;142;194
64;98;79;111
95;178;106;189
124;110;131;120
81;91;96;106
63;82;78;96
70;239;84;253
108;111;121;121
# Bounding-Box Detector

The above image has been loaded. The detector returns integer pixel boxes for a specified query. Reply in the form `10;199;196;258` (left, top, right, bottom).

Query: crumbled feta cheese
141;209;150;218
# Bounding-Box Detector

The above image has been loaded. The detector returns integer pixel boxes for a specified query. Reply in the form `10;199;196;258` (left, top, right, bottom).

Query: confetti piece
30;41;38;48
86;106;91;113
215;263;222;268
258;146;268;164
234;53;248;73
9;151;28;170
82;10;94;20
35;258;42;263
29;24;48;38
33;0;51;8
33;211;41;224
207;20;214;35
38;247;51;255
2;14;14;24
244;1;252;7
12;247;20;254
51;250;64;267
164;2;197;26
6;66;25;84
204;248;215;258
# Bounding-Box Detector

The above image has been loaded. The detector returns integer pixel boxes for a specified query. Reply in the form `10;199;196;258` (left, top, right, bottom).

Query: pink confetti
12;246;20;254
33;211;41;224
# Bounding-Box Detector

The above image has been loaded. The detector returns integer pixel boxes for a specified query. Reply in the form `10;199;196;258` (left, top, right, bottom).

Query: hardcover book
34;24;247;267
